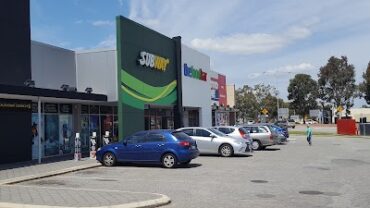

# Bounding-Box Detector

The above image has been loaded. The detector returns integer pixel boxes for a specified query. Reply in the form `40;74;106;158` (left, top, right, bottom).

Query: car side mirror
210;134;216;139
123;140;128;146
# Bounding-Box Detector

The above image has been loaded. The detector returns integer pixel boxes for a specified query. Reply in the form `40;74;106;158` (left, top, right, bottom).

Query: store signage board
43;103;58;113
138;51;169;72
183;63;207;81
0;99;31;112
60;104;72;114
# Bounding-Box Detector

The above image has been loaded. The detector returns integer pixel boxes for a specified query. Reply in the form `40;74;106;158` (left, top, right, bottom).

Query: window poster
44;115;59;156
31;114;44;159
80;115;90;152
59;114;73;154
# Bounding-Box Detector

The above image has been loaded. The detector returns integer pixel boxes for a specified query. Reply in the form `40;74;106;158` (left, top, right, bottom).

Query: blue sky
31;0;370;105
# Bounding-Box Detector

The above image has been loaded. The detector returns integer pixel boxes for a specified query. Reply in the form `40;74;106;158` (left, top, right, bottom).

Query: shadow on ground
114;162;202;169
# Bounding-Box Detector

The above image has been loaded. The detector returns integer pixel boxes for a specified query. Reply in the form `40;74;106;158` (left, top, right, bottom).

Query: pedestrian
306;124;312;146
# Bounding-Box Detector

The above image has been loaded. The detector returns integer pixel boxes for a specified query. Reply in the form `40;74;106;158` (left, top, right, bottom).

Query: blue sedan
96;130;199;168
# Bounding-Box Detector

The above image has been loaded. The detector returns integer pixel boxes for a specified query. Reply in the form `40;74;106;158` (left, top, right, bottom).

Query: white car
213;126;253;153
306;119;317;125
177;127;250;157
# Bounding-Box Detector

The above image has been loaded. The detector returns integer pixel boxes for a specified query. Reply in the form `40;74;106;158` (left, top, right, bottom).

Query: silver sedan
177;127;250;157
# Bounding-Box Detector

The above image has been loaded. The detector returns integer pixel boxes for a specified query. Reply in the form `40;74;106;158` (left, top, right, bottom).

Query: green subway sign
116;16;182;138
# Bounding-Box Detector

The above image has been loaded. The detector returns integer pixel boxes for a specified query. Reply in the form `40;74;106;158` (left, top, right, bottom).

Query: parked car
240;124;276;150
306;119;317;124
96;130;199;168
177;127;250;157
287;119;296;129
275;120;291;129
247;120;255;125
213;126;253;152
269;124;288;144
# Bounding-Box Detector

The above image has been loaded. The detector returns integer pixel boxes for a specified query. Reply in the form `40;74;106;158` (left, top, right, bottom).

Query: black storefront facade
0;1;108;164
0;2;184;164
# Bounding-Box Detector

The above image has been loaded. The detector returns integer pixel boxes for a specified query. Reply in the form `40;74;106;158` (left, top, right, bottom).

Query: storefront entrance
144;108;174;130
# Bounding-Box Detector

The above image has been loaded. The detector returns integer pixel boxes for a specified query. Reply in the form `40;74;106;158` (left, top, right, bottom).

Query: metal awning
0;84;107;103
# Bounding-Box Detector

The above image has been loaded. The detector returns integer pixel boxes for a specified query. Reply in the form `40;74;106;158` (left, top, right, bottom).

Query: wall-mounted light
67;87;77;92
85;87;93;94
61;84;69;91
24;79;35;87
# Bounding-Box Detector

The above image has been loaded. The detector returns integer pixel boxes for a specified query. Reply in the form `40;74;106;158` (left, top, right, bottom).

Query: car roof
133;129;173;135
214;126;239;129
238;124;270;127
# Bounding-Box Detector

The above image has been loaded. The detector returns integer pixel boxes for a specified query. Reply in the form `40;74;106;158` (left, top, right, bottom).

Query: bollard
74;133;81;161
90;132;97;159
103;131;110;146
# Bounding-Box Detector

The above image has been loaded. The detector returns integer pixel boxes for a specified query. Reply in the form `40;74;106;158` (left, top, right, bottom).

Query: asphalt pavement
14;134;370;208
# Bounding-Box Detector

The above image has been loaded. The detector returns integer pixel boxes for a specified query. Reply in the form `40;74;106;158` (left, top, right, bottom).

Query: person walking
306;124;313;146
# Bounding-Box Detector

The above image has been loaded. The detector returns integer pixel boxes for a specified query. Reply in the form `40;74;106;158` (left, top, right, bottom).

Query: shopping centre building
0;1;236;164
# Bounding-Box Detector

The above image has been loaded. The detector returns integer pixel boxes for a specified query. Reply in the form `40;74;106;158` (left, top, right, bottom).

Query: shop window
80;115;90;152
188;110;199;127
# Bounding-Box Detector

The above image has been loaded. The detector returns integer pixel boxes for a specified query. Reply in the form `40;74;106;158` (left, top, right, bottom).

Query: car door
193;129;217;154
117;132;146;161
257;126;272;145
142;133;167;162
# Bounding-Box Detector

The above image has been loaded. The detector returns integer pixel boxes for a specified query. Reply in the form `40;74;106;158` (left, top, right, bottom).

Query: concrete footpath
0;158;170;208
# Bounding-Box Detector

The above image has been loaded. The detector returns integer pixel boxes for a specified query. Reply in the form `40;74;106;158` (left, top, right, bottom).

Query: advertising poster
44;115;59;156
80;115;90;152
31;114;44;159
59;115;73;154
218;74;227;106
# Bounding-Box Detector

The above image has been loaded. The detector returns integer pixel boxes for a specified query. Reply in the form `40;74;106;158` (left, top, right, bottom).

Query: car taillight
270;134;273;140
239;129;247;139
179;141;191;147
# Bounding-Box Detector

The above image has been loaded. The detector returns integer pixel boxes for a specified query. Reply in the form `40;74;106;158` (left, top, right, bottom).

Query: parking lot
18;134;370;208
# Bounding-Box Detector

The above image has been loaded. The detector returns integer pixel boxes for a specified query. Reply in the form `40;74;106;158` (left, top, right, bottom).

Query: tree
287;74;318;120
359;61;370;104
235;85;259;122
235;84;281;122
254;84;281;120
318;56;356;116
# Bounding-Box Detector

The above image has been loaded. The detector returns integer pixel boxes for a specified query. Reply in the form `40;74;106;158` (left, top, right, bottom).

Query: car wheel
252;140;262;150
102;152;116;167
162;153;177;168
219;144;234;157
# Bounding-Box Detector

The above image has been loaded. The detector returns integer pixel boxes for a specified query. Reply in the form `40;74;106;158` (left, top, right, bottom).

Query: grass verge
289;131;337;136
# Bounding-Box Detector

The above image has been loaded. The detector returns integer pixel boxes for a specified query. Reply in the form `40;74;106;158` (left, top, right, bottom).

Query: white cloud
249;63;315;79
91;20;114;27
191;33;285;55
190;25;313;55
96;35;116;49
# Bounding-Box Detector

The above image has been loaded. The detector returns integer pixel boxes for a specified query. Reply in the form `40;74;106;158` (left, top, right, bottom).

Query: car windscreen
208;128;226;136
172;131;192;141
